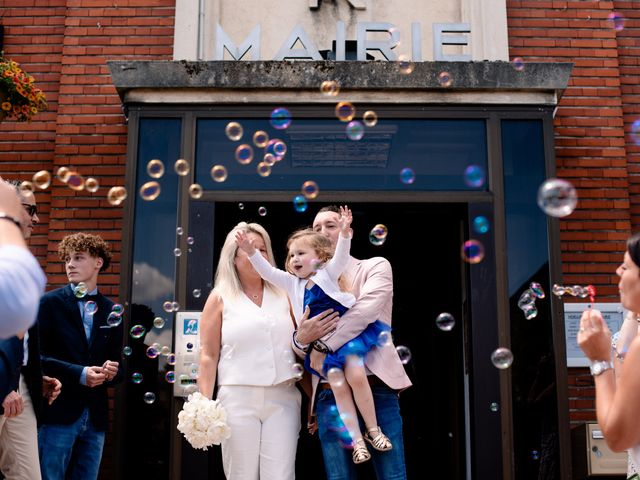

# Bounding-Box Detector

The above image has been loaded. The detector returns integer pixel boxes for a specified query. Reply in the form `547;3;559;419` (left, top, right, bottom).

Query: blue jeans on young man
38;408;106;480
316;383;407;480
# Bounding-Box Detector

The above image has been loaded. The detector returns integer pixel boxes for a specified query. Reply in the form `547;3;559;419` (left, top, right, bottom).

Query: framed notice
564;303;624;367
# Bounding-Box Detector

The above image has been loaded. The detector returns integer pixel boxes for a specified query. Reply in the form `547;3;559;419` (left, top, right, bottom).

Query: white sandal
364;426;393;451
352;438;371;464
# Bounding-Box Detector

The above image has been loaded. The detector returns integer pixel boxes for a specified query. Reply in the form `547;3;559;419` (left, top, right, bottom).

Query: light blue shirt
0;246;46;339
71;284;98;386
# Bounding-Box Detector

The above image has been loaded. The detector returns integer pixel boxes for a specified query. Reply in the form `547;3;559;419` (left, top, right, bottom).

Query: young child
236;206;392;464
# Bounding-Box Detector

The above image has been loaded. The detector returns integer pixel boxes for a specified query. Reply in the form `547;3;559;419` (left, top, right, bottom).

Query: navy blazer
0;323;43;420
0;337;23;401
38;285;123;431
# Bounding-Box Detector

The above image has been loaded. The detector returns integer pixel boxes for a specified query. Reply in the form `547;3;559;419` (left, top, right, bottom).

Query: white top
248;234;356;322
0;246;46;339
217;287;296;387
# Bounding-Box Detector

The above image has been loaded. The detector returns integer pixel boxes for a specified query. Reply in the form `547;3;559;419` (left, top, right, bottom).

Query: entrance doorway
177;199;469;479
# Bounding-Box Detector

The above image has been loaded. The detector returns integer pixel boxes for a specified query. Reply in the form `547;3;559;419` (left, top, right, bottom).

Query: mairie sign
215;22;471;62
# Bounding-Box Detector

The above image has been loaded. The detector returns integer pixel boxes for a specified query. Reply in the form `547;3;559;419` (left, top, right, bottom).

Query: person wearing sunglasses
0;179;59;480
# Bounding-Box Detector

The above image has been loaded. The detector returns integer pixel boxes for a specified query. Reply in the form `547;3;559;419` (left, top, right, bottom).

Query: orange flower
1;102;11;111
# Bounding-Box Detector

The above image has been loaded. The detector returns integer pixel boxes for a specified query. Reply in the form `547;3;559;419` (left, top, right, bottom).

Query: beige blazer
296;255;412;412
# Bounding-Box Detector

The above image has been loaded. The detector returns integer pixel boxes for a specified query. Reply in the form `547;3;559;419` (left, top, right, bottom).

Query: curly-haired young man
37;233;123;480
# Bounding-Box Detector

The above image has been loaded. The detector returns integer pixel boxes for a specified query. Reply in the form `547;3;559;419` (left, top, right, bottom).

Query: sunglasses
22;203;37;217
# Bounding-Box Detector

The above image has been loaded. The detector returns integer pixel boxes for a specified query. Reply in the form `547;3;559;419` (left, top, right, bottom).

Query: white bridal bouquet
177;391;231;450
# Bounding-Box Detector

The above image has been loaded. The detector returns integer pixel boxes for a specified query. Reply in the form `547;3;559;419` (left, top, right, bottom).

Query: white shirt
248;234;356;322
0;246;46;339
217;288;296;386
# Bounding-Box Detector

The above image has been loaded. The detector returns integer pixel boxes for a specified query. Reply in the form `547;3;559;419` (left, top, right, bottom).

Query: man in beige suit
294;205;412;479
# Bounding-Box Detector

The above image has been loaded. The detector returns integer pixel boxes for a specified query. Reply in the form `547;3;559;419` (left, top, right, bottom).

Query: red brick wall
0;1;175;477
508;0;638;425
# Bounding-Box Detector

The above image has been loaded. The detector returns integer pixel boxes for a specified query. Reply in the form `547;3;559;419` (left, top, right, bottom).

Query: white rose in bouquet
177;391;231;450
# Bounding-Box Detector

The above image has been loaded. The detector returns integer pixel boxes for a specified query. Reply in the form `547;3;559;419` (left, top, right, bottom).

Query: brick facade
1;0;638;475
508;0;639;425
0;1;175;477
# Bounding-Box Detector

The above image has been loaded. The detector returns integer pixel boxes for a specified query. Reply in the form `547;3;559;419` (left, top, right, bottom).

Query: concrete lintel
108;60;572;104
124;88;558;106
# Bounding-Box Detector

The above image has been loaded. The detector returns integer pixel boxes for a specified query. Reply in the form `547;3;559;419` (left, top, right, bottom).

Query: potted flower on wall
0;53;47;122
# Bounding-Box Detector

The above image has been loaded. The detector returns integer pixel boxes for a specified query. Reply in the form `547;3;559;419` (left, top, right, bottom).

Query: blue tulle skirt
304;320;391;376
302;283;390;376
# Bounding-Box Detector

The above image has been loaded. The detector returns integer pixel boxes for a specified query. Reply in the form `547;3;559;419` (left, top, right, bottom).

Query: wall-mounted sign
564;303;624;367
215;22;471;62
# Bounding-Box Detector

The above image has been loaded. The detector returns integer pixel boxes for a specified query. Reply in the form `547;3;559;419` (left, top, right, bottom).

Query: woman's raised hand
338;205;352;235
577;308;612;362
235;230;255;254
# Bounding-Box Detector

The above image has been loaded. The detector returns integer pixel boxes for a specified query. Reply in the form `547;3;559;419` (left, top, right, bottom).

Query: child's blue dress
303;283;390;376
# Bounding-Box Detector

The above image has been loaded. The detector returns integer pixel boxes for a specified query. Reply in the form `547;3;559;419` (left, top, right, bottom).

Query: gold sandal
364;426;393;451
352;438;371;464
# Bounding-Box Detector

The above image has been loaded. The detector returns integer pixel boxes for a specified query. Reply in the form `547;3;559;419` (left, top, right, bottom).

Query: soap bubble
107;186;127;206
396;345;412;364
211;165;228;183
174;159;190;176
258;206;267;216
377;331;392;347
143;392;156;404
320;80;340;96
512;57;525;71
301;180;319;199
270;107;292;129
192;289;202;298
293;195;308;212
153;317;165;329
397;55;414;74
225;122;243;141
537;178;577;217
437;71;453;87
491;347;514;369
464;165;486;188
256;162;271;177
129;325;145;339
85;178;99;193
235;144;254;165
473;216;490;234
147;159;165;178
33;170;51;189
131;372;143;384
140;181;161;201
608;12;625;31
530;282;545;299
335;102;355;122
253;130;269;148
461;240;485;264
66;172;85;191
327;368;345;387
363;110;378;127
369;224;388;246
346;121;364;141
188;184;203;199
399;167;415;185
435;313;455;331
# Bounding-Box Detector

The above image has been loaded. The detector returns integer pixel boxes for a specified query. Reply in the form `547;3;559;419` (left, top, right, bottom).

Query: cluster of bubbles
517;282;546;320
552;283;596;302
28;167;128;207
162;300;180;313
537;178;577;218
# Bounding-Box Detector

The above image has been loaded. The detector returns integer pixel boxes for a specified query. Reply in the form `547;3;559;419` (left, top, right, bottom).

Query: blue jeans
38;408;105;480
316;384;407;480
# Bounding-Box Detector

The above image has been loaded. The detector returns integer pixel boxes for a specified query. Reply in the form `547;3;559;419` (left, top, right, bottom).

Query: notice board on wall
564;303;625;367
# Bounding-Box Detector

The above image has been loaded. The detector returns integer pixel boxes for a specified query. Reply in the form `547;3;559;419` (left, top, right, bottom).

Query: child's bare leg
344;356;377;430
330;380;363;443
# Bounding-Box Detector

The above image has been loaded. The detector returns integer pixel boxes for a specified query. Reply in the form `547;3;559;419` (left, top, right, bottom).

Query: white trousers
218;383;301;480
0;375;41;480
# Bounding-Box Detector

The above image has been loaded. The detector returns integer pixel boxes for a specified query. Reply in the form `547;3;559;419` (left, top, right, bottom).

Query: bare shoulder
202;291;224;316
